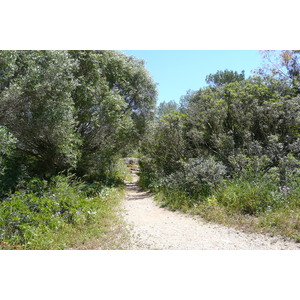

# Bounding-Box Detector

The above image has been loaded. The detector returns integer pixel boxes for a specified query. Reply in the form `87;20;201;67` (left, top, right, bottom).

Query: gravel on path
123;173;300;250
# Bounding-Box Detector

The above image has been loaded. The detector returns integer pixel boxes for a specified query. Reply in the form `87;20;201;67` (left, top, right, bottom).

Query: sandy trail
123;171;300;250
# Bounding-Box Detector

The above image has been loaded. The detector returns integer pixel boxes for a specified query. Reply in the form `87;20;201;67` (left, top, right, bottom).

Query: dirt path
123;171;300;250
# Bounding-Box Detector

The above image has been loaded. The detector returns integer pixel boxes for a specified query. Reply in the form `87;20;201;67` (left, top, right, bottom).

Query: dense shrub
158;157;226;197
138;158;161;190
0;51;81;177
0;126;20;196
140;60;300;238
0;175;105;246
141;75;300;182
0;126;17;175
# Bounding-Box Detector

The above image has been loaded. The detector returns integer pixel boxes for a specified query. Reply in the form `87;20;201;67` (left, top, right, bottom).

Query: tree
0;126;17;175
96;51;157;138
143;74;300;184
142;111;187;175
68;50;157;178
157;100;179;118
0;50;80;177
205;69;245;88
256;50;300;95
0;50;158;181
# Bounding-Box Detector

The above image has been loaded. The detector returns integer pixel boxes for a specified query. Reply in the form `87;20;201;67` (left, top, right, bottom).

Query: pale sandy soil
122;172;300;250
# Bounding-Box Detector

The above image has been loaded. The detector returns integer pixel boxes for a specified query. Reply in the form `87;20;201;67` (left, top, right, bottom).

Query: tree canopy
0;50;157;188
205;69;245;88
141;51;300;198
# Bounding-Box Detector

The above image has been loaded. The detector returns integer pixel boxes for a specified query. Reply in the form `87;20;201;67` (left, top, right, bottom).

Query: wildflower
279;186;290;191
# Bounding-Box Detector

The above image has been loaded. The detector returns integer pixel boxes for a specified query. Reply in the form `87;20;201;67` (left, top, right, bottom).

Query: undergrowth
0;159;131;250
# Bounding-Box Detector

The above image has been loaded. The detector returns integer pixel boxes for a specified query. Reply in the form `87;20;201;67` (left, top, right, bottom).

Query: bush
155;189;193;211
0;175;105;247
183;157;226;189
215;178;273;215
0;126;17;173
158;157;226;198
0;126;20;196
138;158;161;190
214;171;300;215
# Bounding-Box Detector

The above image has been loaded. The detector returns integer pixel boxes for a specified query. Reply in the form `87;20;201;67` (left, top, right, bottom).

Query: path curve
123;172;300;250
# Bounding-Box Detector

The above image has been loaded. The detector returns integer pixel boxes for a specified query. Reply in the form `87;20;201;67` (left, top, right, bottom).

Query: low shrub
151;156;226;198
258;208;300;242
215;178;275;215
155;188;194;211
138;158;161;190
0;175;107;248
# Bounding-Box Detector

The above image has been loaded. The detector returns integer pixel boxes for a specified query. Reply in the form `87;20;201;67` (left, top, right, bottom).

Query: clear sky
121;50;264;105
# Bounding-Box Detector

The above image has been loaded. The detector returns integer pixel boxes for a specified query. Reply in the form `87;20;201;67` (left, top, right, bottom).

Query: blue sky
121;50;264;105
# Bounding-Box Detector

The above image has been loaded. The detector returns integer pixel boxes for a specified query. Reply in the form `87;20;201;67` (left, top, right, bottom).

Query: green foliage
67;50;156;178
140;59;300;241
0;126;17;175
141;110;187;175
0;50;157;186
215;177;276;215
0;175;117;248
0;50;157;248
102;51;157;134
0;51;18;92
157;157;226;198
157;100;179;117
0;126;20;195
155;189;193;212
0;50;80;177
138;158;161;190
205;69;245;88
74;86;132;179
141;75;300;190
257;50;300;95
